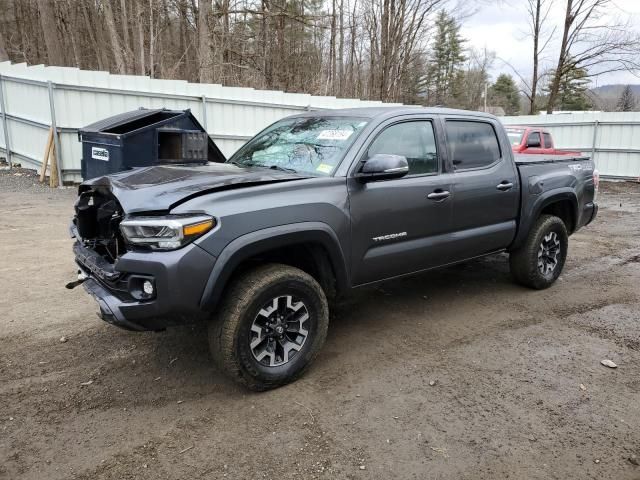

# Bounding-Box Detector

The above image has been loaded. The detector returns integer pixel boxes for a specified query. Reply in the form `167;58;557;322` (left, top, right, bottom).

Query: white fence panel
7;119;51;166
3;60;638;182
0;61;401;184
502;113;640;179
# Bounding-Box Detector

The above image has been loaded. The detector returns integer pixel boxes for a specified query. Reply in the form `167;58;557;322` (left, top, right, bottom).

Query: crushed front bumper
82;276;148;331
73;241;217;331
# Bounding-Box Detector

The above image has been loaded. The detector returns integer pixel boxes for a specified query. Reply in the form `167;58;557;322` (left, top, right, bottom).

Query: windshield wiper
229;160;256;167
268;165;297;173
229;160;297;173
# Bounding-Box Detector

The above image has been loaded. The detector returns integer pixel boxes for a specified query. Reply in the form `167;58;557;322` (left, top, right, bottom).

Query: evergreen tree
425;10;466;106
545;64;592;111
489;74;521;115
616;85;637;112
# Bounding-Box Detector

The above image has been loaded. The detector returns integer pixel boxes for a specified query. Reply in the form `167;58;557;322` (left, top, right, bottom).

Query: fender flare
199;222;349;311
510;188;579;251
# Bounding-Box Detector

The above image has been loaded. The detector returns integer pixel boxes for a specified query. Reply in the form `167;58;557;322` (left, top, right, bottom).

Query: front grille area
74;188;126;264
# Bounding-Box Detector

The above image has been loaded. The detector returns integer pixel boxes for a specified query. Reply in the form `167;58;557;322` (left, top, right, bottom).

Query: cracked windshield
229;117;369;176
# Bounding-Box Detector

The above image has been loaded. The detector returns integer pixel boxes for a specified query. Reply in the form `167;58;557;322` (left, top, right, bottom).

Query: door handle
496;182;514;191
427;190;450;200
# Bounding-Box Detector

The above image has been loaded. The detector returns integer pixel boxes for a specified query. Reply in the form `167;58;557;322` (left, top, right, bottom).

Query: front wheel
509;214;568;290
209;264;329;391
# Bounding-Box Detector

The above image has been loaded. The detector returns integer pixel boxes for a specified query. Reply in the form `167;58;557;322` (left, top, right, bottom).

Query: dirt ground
0;168;639;480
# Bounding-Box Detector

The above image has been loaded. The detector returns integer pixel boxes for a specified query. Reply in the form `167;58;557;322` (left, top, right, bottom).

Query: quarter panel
512;159;596;249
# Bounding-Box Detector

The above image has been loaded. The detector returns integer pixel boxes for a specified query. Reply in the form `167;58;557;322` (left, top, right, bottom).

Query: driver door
347;117;455;286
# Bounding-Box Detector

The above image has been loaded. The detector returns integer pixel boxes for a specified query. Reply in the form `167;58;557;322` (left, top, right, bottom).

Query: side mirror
526;137;541;148
356;154;409;182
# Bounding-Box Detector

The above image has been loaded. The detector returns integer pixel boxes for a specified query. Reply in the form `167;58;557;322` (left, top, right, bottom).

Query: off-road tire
509;214;568;290
209;263;329;391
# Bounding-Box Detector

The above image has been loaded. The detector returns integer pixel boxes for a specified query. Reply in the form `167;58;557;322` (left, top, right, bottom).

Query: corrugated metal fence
1;61;638;182
0;61;401;184
502;113;640;180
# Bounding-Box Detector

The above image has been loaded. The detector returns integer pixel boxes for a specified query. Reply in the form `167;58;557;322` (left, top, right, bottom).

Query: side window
528;131;541;146
367;121;438;175
445;121;501;170
543;132;553;148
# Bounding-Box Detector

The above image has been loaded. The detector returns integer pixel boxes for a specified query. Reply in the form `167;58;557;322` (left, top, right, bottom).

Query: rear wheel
209;264;329;391
509;214;568;289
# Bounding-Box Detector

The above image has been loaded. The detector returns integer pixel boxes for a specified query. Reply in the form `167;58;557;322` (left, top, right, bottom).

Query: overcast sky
460;0;640;87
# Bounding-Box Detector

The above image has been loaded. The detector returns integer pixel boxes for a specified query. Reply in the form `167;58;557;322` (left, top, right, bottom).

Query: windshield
505;128;524;146
229;116;369;176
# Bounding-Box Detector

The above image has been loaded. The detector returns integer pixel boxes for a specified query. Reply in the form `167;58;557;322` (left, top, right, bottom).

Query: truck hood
80;163;311;213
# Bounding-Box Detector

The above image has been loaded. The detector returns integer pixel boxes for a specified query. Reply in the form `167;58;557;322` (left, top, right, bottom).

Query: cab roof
290;106;500;122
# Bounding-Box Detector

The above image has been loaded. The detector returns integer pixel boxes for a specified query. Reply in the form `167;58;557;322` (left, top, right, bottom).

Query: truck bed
514;153;590;165
511;153;597;250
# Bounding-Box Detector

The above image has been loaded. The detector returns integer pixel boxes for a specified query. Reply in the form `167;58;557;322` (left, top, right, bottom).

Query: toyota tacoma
70;107;599;390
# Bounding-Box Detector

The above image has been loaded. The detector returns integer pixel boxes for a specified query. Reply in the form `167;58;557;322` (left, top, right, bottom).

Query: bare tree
0;0;489;106
546;0;640;113
366;0;444;101
60;1;82;68
524;0;555;114
121;0;131;57
198;0;212;82
103;0;128;74
0;28;9;62
458;47;495;110
135;0;146;75
337;0;344;95
148;0;156;77
36;0;65;66
80;2;107;71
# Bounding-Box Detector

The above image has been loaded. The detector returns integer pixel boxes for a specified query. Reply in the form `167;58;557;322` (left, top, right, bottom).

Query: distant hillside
591;84;640;97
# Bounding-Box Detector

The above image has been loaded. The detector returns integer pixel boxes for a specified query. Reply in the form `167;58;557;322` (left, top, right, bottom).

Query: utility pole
483;82;488;112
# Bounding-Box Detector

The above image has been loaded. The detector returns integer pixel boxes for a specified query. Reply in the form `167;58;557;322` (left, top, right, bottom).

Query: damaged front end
68;185;218;332
68;187;150;330
73;187;127;264
68;186;130;296
68;187;155;329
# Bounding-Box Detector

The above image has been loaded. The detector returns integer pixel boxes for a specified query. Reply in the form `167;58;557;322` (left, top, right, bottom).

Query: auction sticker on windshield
317;130;353;141
316;163;333;174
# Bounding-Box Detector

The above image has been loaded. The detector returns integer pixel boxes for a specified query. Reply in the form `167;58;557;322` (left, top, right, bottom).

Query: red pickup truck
505;126;581;156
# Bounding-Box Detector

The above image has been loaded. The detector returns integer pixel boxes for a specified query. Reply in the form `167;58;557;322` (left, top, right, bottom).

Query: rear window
505;128;524;146
543;132;553;148
446;121;501;170
528;131;541;145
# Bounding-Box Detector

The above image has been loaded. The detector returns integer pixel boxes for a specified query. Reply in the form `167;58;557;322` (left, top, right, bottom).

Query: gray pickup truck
70;107;598;390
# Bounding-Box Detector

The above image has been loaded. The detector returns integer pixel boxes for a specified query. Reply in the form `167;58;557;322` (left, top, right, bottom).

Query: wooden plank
39;127;54;183
49;140;58;188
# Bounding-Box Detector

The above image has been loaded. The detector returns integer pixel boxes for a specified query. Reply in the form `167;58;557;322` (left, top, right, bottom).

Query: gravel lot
1;168;639;480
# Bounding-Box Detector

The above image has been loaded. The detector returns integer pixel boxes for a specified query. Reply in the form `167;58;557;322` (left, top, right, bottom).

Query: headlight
119;215;215;250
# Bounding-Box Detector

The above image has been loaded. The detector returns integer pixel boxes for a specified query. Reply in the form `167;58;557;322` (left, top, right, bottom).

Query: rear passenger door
445;118;519;259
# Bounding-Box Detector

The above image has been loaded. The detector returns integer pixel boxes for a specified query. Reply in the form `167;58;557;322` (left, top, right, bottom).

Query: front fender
199;222;349;311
